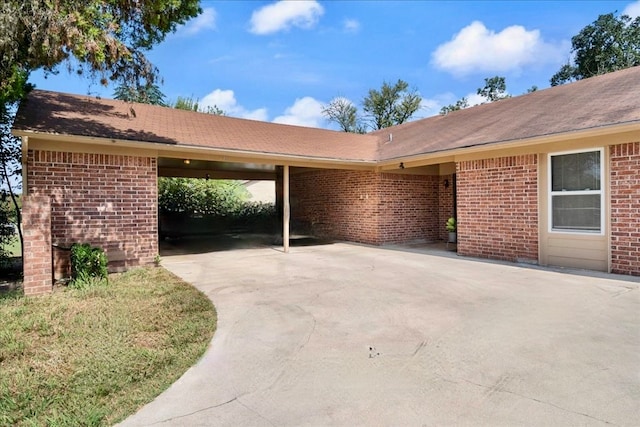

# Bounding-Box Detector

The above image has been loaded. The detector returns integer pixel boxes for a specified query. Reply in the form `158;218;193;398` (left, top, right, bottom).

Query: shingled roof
12;66;640;163
13;90;380;162
375;65;640;161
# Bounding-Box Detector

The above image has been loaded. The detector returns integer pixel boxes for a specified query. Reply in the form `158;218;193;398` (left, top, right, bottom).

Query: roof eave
13;119;640;169
376;120;640;167
13;129;379;168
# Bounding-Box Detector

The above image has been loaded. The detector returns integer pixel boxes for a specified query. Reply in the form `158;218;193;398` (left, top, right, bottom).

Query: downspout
21;136;28;194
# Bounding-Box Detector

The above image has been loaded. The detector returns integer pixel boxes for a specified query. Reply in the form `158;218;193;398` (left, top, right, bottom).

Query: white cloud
273;97;325;127
417;92;494;118
250;1;324;35
201;89;235;111
417;97;446;118
343;19;361;33
466;93;489;106
180;7;216;35
432;21;568;76
413;93;458;118
623;0;640;18
242;108;269;122
199;89;268;121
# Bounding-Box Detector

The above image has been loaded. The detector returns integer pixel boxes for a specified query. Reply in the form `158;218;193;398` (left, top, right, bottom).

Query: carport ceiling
158;157;276;180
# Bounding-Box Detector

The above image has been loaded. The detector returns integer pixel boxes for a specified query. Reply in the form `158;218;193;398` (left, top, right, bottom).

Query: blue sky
30;0;640;130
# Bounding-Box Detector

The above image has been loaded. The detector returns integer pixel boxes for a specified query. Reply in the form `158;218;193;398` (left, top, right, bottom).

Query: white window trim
548;148;605;235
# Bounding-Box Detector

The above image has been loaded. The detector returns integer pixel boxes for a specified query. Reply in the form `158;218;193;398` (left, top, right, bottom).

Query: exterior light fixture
444;179;449;188
399;162;405;169
183;159;190;165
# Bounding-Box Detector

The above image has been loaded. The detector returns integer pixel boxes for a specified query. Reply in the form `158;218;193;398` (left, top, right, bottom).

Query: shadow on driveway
159;233;334;256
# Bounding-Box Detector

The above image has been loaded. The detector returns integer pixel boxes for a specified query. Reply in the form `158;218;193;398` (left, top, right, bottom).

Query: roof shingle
12;66;640;163
374;66;640;160
13;91;380;161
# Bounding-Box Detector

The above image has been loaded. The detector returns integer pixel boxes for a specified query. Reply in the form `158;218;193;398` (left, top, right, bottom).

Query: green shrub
70;244;108;288
235;201;276;220
446;217;457;232
158;178;277;232
158;178;250;215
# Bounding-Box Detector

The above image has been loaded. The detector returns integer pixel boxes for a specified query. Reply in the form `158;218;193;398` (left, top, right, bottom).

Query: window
549;149;603;233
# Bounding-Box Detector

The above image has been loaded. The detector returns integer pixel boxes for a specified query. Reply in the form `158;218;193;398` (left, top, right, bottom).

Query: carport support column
283;165;290;253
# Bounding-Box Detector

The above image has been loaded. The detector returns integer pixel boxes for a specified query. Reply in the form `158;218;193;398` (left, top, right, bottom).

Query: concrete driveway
121;242;640;426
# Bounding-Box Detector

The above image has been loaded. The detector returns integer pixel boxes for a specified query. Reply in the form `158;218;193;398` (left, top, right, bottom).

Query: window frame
548;148;605;235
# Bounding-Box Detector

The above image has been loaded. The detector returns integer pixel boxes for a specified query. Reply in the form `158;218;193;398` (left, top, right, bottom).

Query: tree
440;75;513;115
439;97;469;115
322;79;421;132
113;83;167;106
174;96;200;112
550;13;640;86
0;102;22;260
0;0;201;262
322;97;363;133
0;72;32;253
1;0;201;99
550;64;576;86
173;96;225;115
477;76;510;102
362;79;422;130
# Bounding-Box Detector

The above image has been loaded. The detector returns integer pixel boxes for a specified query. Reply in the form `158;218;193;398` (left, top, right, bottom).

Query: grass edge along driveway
0;267;217;426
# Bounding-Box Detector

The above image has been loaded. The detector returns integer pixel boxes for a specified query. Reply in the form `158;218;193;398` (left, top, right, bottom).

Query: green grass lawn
0;267;217;426
2;236;21;257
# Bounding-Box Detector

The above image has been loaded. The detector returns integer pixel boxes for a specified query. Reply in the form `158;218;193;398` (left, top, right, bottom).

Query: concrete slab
120;243;640;426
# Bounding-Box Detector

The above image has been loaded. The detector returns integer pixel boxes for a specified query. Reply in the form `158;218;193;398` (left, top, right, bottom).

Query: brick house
12;66;640;295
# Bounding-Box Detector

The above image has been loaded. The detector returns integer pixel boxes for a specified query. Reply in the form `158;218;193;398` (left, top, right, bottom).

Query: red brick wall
290;169;442;245
291;170;381;244
378;173;439;242
610;142;640;276
27;150;158;278
457;155;538;263
22;195;52;295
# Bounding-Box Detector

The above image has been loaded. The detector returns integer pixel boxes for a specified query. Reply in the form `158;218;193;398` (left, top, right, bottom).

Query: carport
12;89;383;294
156;157;281;249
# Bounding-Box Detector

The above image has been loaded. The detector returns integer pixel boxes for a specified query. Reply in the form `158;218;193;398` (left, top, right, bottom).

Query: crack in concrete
412;340;428;357
148;397;239;425
610;287;635;298
149;394;277;427
459;378;617;425
235;397;277;427
262;305;317;391
294;305;317;351
596;285;637;298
